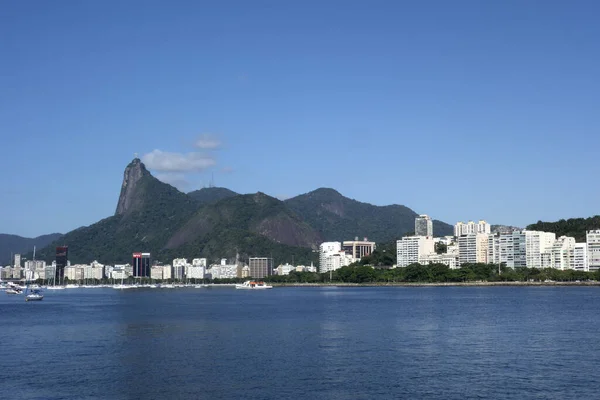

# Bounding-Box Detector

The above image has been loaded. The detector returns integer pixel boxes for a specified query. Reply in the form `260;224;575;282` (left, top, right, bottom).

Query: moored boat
235;280;273;290
25;289;44;301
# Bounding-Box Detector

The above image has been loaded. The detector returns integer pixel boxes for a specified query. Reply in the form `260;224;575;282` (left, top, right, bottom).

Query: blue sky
1;0;599;237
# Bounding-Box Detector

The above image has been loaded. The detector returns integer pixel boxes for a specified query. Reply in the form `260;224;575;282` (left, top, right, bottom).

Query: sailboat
25;246;43;301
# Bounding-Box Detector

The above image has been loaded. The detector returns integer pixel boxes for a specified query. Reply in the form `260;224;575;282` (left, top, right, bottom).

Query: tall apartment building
319;242;346;273
586;230;600;271
488;230;555;268
13;254;21;268
55;246;68;283
248;257;273;278
415;215;433;237
454;220;491;237
396;236;434;267
458;234;488;265
132;252;151;277
551;236;576;270
572;243;588;271
342;239;376;260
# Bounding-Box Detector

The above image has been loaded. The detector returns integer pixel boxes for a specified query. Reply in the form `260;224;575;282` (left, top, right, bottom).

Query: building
458;234;489;265
454;220;491;237
187;266;205;279
162;265;172;280
396;236;434;267
241;266;250;278
319;242;341;272
551;236;576;270
419;253;460;270
248;257;273;278
524;231;556;269
55;246;68;283
572;243;588;271
586;230;600;271
192;258;207;267
132;253;150;277
207;264;237;279
342;239;376;260
172;264;185;280
488;230;555;269
275;263;295;276
13;254;21;268
415;215;433;237
150;266;163;280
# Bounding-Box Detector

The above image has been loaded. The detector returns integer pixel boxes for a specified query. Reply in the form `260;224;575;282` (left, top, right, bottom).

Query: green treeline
260;263;599;284
527;216;600;242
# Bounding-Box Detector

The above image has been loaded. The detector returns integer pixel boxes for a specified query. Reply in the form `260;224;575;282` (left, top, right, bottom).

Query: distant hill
527;216;600;242
285;188;453;242
0;233;63;265
29;159;456;267
187;187;238;205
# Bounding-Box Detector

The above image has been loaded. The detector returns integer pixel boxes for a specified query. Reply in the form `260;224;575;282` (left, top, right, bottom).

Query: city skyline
3;1;600;237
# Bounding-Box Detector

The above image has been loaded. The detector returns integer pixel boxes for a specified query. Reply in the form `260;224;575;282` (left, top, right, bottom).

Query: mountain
30;159;456;266
0;233;63;265
35;158;200;264
285;188;453;242
167;192;321;250
526;216;600;242
187;187;238;205
34;159;319;265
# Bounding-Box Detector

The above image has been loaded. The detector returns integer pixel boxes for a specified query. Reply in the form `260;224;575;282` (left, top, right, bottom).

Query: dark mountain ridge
0;233;63;265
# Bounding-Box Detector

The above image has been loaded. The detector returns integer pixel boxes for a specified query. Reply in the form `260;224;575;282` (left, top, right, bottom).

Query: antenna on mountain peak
209;172;215;188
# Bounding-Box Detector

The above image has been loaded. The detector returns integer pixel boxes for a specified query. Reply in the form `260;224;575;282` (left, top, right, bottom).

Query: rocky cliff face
115;158;150;216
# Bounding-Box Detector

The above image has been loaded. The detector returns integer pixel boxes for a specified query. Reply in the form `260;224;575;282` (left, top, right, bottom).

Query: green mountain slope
285;188;453;242
527;216;600;242
187;187;239;205
168;192;322;250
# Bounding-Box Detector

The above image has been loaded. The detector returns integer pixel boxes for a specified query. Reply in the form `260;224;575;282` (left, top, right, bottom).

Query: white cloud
194;133;222;149
220;166;234;174
141;149;216;172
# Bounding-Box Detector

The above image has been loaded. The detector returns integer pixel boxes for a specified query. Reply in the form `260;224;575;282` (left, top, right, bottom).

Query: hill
0;233;63;265
526;216;600;242
285;188;453;242
187;187;238;205
33;159;319;265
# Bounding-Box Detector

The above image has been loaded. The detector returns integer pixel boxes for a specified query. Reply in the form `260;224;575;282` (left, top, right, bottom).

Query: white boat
235;280;273;290
25;289;44;301
46;285;66;290
6;287;23;295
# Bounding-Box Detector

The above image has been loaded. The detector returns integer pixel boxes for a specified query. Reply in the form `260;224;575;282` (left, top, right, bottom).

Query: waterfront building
396;236;434;267
14;254;21;268
241;265;250;278
248;257;273;278
418;253;460;269
458;234;489;265
488;230;555;268
275;263;295;276
172;264;185;280
162;265;172;280
415;215;433;237
551;236;576;270
132;252;151;277
55;246;68;283
11;267;23;279
586;230;600;271
342;239;376;260
454;220;491;237
572;243;588;271
319;242;341;272
150;266;163;280
207;264;237;279
525;231;556;269
187;266;205;279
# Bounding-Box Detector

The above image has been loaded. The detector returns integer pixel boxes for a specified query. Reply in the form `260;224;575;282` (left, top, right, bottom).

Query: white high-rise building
586;230;600;271
396;236;434;267
415;215;433;237
551;236;576;270
14;254;21;268
162;265;172;280
319;242;354;273
524;230;556;269
488;231;527;268
187;266;205;279
454;220;491;237
571;243;588;271
150;266;163;280
458;234;489;265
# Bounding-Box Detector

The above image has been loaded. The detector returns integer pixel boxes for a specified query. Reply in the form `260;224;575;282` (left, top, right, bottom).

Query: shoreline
270;281;600;287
